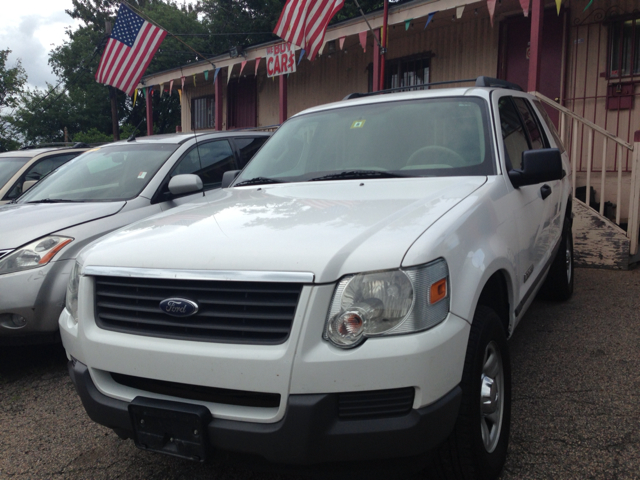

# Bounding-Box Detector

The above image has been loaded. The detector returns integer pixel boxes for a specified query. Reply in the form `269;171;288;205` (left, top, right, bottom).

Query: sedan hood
0;202;126;249
81;178;486;283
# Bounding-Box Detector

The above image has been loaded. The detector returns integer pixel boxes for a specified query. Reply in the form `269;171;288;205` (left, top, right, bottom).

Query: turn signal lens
430;278;447;304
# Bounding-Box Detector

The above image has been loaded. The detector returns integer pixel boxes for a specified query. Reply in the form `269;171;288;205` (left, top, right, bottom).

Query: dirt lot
1;268;640;479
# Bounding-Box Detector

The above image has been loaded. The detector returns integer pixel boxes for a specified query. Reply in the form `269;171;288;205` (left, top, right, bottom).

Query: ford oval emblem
159;298;199;317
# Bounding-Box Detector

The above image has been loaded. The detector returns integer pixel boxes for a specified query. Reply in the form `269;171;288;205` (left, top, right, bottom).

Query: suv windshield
18;144;177;203
236;97;495;185
0;158;29;187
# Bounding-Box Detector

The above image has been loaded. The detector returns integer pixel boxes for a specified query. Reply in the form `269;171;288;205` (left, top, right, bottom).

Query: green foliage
72;127;113;144
0;49;28;151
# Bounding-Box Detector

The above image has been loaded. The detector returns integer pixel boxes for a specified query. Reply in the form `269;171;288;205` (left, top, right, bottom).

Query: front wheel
431;306;511;480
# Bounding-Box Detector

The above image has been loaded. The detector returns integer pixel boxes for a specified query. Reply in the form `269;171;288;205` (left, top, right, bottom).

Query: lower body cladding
0;258;73;345
60;280;471;465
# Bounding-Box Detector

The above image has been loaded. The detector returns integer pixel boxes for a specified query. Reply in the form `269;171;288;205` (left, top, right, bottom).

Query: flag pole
122;1;215;69
352;0;385;52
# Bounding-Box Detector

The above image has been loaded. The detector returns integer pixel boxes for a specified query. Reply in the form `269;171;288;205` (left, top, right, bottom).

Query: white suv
59;77;573;479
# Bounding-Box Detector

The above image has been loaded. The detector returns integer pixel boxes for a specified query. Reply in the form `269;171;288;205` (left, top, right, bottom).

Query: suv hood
0;202;126;249
81;177;486;283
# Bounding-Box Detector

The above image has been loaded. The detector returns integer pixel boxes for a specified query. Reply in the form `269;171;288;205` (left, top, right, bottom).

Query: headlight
324;259;449;348
0;236;73;275
65;260;80;322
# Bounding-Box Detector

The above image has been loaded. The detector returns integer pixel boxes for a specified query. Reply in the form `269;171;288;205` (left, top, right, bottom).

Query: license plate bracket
128;397;211;462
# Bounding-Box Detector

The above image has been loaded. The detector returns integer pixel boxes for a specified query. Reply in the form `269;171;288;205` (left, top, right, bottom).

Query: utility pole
105;20;120;141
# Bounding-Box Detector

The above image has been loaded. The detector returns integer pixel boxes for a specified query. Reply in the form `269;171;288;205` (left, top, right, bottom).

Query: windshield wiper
26;198;78;204
233;177;283;187
308;170;405;182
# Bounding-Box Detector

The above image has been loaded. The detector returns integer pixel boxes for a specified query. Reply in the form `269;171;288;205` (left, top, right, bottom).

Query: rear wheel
431;306;511;480
539;216;574;301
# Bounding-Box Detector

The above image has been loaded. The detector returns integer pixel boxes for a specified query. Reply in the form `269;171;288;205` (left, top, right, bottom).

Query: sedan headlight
0;236;73;275
65;260;80;322
324;259;449;348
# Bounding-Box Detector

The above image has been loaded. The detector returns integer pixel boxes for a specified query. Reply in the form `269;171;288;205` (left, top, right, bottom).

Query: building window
385;53;431;90
609;17;640;78
191;95;215;130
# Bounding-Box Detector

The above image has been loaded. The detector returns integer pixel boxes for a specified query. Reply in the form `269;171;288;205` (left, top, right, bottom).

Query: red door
499;8;566;126
227;76;257;129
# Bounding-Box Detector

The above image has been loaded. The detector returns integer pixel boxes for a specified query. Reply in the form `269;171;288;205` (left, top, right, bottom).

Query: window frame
191;95;215;130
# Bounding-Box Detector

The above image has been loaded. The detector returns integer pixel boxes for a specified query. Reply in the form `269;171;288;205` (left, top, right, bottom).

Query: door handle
540;184;552;200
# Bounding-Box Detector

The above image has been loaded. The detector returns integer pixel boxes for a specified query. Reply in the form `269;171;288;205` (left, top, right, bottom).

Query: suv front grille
338;387;415;419
94;276;303;344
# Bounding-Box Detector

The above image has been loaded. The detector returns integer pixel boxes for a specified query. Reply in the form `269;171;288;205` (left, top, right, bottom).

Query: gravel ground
1;267;639;479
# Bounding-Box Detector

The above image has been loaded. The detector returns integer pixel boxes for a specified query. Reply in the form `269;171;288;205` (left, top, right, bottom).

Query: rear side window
171;140;237;189
512;97;547;150
532;99;566;153
498;97;530;170
234;137;269;168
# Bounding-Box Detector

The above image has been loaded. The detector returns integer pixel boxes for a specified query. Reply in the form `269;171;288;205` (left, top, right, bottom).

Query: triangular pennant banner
456;6;464;18
214;68;220;83
169;80;173;95
133;89;138;106
227;65;234;84
178;88;182;103
254;57;261;76
519;0;530;16
204;70;209;81
141;87;146;99
192;74;196;87
239;61;247;77
298;49;305;65
405;18;412;31
487;0;496;26
181;76;185;90
583;0;593;11
555;0;561;14
425;12;437;29
359;31;367;53
339;37;345;50
160;83;164;95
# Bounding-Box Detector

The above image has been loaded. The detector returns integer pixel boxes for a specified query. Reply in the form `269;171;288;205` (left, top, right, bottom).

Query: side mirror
168;174;203;196
508;148;563;188
22;180;39;192
221;170;241;188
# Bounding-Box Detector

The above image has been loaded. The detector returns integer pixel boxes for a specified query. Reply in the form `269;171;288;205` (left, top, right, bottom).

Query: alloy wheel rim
480;341;504;453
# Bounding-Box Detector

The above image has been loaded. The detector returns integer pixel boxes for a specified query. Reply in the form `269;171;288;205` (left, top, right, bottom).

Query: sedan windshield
0;158;29;188
18;144;178;203
235;97;495;186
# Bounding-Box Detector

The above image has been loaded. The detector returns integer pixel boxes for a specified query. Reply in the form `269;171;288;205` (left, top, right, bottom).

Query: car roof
294;86;531;118
0;148;60;159
107;131;272;147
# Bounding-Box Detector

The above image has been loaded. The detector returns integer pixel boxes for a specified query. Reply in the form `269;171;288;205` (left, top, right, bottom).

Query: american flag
95;3;167;96
273;0;344;62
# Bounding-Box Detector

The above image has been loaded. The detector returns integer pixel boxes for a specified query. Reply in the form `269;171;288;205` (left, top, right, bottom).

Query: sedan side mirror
22;180;39;193
508;148;563;188
221;170;241;188
168;174;203;196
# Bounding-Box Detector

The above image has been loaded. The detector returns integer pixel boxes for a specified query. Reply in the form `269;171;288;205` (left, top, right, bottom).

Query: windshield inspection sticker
137;172;147;179
351;120;366;129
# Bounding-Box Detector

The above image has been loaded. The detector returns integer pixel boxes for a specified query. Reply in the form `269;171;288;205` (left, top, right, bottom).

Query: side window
171;140;236;190
498;97;530;170
234;137;269;168
532;100;566;154
512;97;547;150
5;152;81;200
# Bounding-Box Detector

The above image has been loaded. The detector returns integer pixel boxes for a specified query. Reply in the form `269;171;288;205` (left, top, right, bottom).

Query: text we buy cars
266;42;296;77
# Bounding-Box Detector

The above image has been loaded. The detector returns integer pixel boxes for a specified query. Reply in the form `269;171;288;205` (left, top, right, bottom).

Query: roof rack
343;75;523;100
475;76;523;91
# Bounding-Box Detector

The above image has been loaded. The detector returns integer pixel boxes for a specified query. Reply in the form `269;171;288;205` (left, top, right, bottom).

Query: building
141;0;640;268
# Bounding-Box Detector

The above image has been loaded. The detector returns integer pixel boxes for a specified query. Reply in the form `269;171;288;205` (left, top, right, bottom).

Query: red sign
266;43;296;78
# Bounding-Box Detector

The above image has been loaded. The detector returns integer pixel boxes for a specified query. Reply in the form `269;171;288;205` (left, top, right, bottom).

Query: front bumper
69;358;462;465
0;259;73;344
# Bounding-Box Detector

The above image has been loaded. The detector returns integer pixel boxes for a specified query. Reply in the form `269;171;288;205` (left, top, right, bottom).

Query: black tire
539;216;574;301
430;306;511;480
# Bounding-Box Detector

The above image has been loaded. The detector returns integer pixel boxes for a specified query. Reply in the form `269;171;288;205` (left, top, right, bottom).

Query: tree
0;49;27;151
